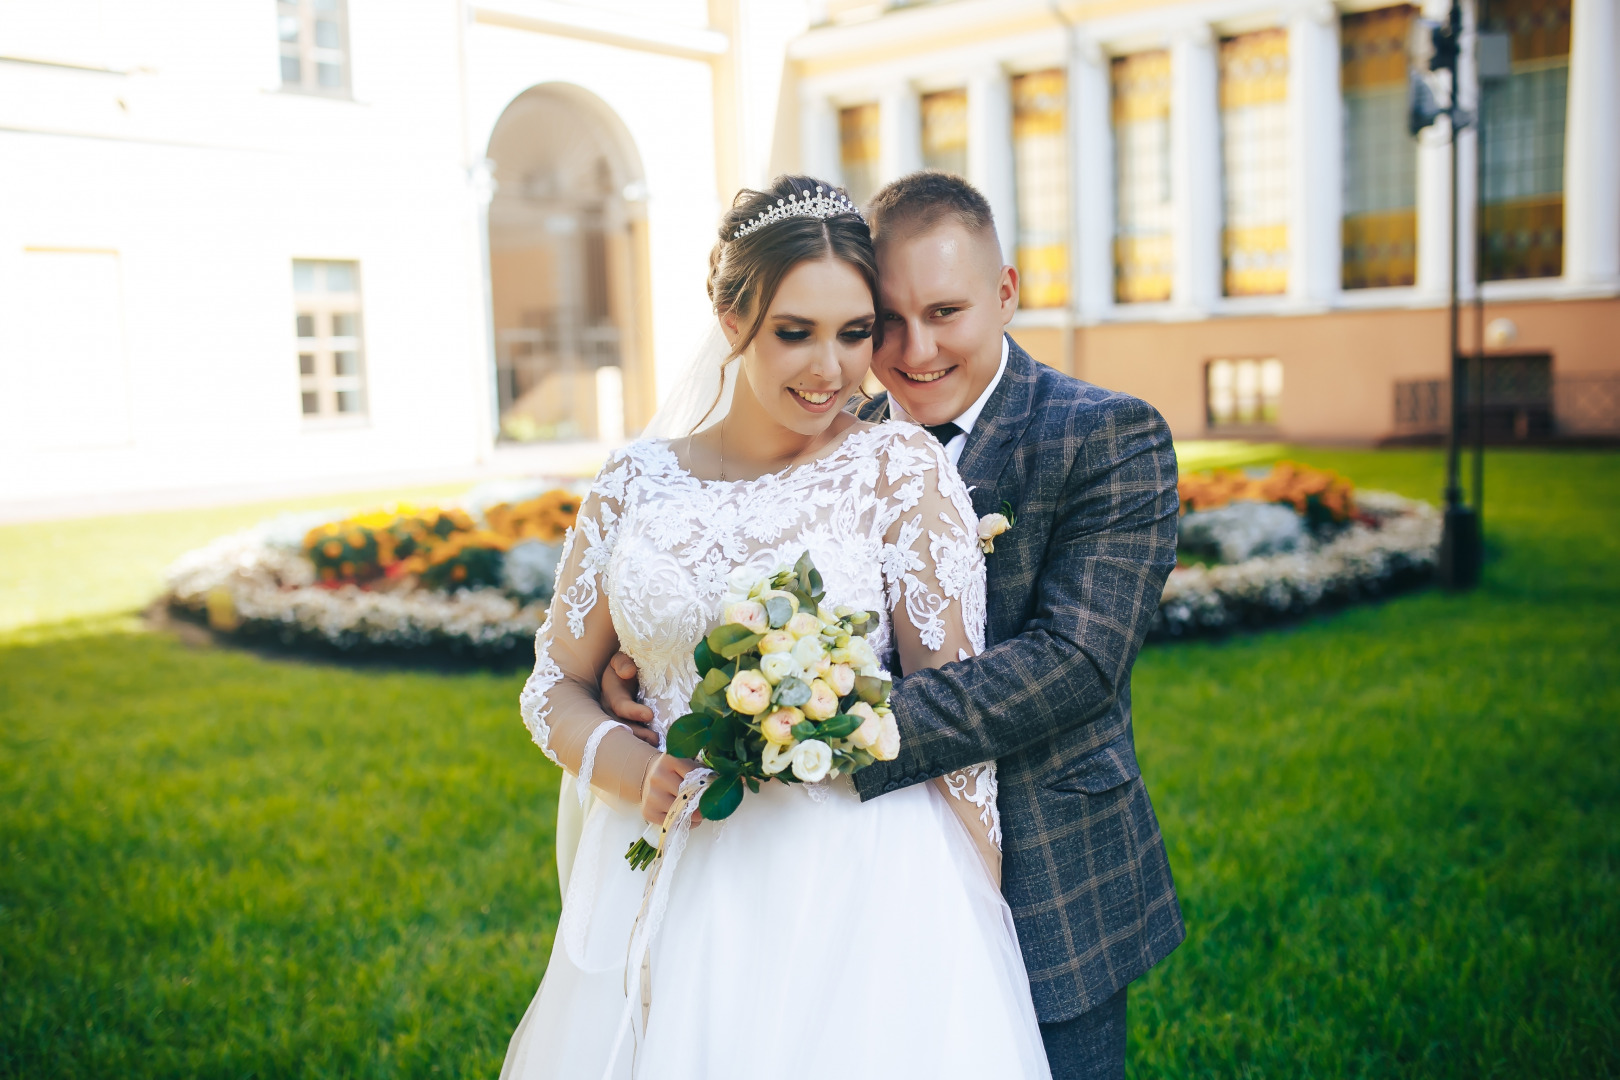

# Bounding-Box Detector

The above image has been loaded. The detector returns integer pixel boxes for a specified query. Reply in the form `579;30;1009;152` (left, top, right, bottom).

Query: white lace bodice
520;422;1001;852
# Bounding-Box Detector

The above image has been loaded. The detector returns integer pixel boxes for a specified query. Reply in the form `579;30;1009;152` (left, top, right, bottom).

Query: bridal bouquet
624;553;899;868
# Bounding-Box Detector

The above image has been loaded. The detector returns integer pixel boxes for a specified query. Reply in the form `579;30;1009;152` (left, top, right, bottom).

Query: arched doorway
485;85;652;443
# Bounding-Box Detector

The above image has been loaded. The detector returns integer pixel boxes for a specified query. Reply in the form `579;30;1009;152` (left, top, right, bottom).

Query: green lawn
1;449;1616;1077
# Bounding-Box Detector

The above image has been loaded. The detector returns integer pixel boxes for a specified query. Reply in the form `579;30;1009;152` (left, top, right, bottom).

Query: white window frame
294;260;367;424
277;0;351;98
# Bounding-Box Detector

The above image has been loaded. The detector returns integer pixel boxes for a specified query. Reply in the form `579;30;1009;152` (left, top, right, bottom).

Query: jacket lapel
956;336;1039;517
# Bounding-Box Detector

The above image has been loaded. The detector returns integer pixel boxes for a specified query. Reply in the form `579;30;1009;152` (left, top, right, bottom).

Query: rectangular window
278;0;350;97
920;89;968;177
294;259;366;419
1207;357;1283;428
1112;51;1173;304
1480;0;1570;280
1012;69;1070;310
1219;29;1290;297
1341;6;1419;289
838;103;881;206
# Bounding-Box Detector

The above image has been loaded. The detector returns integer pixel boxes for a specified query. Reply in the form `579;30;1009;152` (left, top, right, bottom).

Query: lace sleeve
519;452;658;808
874;427;1001;881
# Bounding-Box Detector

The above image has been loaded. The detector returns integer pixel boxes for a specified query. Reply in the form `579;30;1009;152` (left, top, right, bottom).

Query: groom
606;172;1184;1079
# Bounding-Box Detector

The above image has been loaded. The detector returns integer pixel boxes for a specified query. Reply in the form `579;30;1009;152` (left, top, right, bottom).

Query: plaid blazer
853;337;1185;1024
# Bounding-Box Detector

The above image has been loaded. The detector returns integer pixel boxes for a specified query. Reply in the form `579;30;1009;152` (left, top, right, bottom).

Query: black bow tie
924;421;964;445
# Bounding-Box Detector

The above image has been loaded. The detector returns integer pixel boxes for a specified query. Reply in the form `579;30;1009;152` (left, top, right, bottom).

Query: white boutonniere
978;501;1016;554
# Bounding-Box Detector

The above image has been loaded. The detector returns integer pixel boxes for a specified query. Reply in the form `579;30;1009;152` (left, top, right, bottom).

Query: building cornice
471;1;728;61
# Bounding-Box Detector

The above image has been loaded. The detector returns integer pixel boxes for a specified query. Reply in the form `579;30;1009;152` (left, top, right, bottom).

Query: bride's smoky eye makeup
770;319;873;345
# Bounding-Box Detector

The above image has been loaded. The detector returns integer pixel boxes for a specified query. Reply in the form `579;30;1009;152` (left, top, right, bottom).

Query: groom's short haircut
866;171;999;248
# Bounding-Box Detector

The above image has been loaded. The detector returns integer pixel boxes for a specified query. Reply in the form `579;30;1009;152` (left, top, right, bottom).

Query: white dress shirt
887;334;1010;467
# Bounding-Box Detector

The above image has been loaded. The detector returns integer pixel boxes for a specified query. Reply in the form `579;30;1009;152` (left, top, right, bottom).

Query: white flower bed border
1150;491;1441;641
163;491;1439;658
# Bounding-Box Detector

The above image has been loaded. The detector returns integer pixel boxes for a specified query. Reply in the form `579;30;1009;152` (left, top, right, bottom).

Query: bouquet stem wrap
600;766;713;1080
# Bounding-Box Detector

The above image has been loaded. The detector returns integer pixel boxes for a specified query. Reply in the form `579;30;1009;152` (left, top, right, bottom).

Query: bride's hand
641;753;704;827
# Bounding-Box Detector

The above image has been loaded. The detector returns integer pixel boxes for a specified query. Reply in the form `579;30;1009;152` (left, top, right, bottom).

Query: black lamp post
1410;0;1481;589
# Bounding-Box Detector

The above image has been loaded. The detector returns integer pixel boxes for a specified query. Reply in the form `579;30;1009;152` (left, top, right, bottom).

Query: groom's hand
603;651;661;747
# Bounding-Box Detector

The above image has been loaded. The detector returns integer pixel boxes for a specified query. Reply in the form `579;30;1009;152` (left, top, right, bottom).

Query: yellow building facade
787;0;1620;443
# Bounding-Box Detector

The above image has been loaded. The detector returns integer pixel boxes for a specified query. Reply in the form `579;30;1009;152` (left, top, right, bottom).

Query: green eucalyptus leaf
818;714;860;740
665;713;711;758
765;595;794;629
693;638;718;676
706;623;758;656
854;675;889;705
699;774;744;821
772;676;811;708
791;720;817;741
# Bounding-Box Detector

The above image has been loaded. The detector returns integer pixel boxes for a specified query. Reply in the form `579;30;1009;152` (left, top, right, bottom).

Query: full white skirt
501;777;1051;1080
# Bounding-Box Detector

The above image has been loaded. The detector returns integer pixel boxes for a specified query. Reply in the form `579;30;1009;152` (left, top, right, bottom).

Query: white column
1565;0;1620;287
879;82;921;185
1171;25;1220;312
1288;3;1342;306
1072;36;1114;320
1415;0;1454;301
967;66;1018;266
799;92;840;186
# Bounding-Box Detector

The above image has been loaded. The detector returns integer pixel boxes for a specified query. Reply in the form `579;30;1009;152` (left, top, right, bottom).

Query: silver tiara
732;186;864;239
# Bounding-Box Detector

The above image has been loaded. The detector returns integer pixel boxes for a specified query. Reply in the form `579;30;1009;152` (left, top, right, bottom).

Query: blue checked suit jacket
853;336;1185;1024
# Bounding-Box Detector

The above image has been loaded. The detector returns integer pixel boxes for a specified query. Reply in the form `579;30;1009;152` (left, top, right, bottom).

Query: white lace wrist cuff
577;719;626;806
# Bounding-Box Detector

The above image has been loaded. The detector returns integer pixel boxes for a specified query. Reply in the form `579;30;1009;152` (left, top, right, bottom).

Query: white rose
725;564;758;600
760;706;802;745
725;669;773;715
828;663;856;697
977;512;1011;553
791;739;833;783
847;701;881;749
762;741;795;775
759;652;800;685
724;600;770;634
802;678;839;720
873;710;901;761
786;612;823;638
758;630;795;655
790;635;825;670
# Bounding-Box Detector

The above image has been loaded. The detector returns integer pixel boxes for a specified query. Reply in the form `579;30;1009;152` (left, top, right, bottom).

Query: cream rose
802;678;839;720
790;739;833;783
725;669;773;715
843;636;878;673
977;512;1010;553
828;663;856;697
761;741;794;775
846;701;881;749
760;706;803;745
724;600;770;634
758;630;795;655
790;634;825;670
873;709;901;761
786;612;822;639
759;652;799;685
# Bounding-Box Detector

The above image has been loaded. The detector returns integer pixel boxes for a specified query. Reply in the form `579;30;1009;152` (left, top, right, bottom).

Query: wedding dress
502;422;1050;1080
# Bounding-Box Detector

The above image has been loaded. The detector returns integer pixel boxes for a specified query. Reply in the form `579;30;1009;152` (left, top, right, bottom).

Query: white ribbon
599;766;713;1080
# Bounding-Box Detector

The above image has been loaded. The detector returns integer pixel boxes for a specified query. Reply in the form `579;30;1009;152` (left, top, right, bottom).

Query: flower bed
163;462;1441;658
162;483;582;661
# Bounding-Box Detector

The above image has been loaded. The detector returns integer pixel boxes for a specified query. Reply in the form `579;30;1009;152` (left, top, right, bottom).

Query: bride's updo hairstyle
697;176;878;428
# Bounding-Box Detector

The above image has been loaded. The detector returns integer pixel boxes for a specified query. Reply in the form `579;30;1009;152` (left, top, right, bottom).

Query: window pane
299;352;315;375
920;89;968;176
317;61;342;89
296;314;315;337
314;0;339;9
1012;70;1070;310
280;55;302;85
314;18;340;48
292;261;317;293
324;262;356;292
336;390;362;414
302;391;320;415
838;104;881;206
331;312;357;337
1219;30;1290;296
334;350;359;376
278;15;301;42
1113;51;1173;303
1341;6;1418;289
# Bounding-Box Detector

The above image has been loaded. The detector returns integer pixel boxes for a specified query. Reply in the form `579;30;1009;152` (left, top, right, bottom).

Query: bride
502;175;1049;1079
